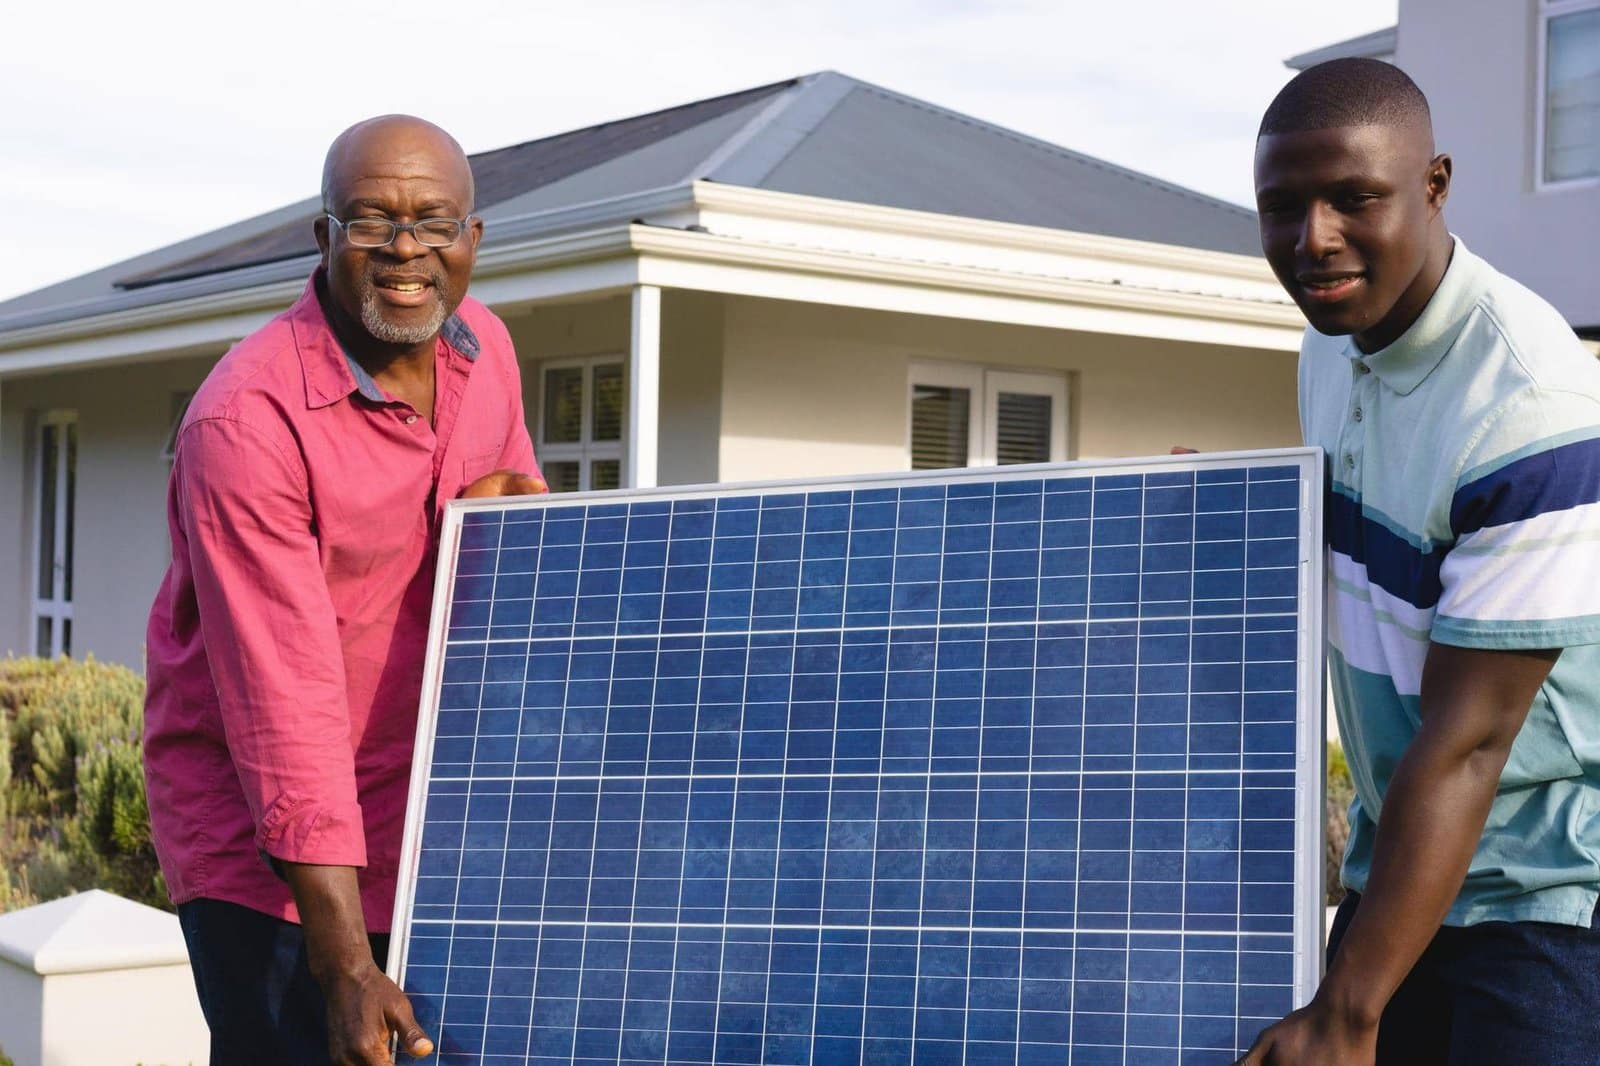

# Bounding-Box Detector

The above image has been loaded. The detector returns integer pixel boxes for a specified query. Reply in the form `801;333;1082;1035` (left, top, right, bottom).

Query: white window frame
536;355;625;492
907;361;1069;469
160;390;195;465
32;409;76;658
1536;0;1600;192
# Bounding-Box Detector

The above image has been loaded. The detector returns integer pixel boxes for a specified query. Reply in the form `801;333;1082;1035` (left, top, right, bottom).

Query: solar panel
389;450;1325;1065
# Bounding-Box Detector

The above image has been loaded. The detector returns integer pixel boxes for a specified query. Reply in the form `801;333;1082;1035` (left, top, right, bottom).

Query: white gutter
0;183;1301;376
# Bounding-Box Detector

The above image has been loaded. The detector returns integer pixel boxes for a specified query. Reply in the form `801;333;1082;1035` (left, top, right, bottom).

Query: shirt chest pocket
457;449;503;495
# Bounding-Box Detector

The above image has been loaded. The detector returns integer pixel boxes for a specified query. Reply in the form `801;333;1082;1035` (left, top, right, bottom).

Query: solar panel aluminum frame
387;445;1328;1045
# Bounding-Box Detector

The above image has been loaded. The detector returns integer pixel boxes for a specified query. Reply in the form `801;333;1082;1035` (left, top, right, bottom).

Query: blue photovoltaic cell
395;460;1315;1065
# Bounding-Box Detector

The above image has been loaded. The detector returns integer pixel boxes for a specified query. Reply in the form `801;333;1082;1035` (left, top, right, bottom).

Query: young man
145;116;545;1065
1241;59;1600;1064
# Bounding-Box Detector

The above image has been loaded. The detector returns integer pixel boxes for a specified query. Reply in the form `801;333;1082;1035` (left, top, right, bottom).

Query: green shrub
1326;741;1355;906
0;656;166;913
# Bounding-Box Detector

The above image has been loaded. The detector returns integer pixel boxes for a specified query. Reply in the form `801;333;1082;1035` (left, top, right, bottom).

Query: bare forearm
282;862;374;983
1316;735;1506;1024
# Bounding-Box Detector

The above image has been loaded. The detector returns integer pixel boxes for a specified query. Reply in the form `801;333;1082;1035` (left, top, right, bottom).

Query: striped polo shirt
1300;238;1600;927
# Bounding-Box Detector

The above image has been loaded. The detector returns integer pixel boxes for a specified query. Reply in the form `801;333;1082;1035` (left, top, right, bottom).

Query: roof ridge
694;71;860;188
835;75;1256;222
465;76;802;162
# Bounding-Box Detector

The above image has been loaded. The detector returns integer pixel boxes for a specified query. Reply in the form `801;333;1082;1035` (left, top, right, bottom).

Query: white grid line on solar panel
451;488;1292;552
611;529;673;1066
793;492;840;1066
449;616;1301;647
955;474;999;1066
607;506;655;1066
417;768;1300;782
437;510;504;1056
406;915;1292;928
708;494;768;1066
449;542;1297;586
1234;490;1255;1053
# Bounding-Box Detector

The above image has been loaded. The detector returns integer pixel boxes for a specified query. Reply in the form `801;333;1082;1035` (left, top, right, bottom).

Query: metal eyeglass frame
324;213;474;248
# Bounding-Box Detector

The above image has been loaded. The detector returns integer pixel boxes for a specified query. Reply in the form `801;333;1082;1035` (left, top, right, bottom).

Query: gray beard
358;277;450;345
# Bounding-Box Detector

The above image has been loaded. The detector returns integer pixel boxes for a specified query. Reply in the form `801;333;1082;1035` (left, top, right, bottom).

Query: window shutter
995;392;1052;465
911;385;971;469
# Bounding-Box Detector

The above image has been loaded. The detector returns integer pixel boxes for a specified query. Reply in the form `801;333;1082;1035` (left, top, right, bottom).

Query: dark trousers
1328;891;1600;1064
177;897;390;1066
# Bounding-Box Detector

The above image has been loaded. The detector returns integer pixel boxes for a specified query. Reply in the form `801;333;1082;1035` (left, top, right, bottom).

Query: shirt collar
1341;236;1488;396
291;269;483;410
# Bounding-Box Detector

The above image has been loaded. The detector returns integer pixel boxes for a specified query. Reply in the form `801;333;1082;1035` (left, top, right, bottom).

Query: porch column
626;284;661;488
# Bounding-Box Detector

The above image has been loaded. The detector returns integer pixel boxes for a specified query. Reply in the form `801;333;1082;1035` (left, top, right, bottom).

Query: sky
0;0;1396;303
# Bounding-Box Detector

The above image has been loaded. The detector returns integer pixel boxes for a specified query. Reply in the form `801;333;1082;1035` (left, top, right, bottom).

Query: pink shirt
144;273;537;932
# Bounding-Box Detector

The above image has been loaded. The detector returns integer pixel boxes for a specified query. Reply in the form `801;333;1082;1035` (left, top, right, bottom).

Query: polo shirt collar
1344;236;1488;396
292;269;483;410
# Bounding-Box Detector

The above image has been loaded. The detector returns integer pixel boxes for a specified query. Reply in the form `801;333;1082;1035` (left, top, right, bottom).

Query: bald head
320;115;475;215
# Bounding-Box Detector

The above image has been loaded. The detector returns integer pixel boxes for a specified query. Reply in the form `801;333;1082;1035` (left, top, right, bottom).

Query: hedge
0;656;165;912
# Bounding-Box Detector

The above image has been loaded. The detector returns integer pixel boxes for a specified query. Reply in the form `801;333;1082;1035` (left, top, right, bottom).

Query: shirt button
405;414;418;425
1353;407;1363;422
1345;453;1356;469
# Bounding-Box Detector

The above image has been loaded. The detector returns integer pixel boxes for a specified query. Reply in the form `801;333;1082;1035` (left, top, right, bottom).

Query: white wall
0;355;217;670
715;295;1301;483
0;963;43;1066
38;965;207;1066
1396;0;1600;327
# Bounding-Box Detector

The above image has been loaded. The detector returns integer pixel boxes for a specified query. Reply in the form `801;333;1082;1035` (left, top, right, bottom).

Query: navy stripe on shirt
1327;488;1448;610
1451;436;1600;537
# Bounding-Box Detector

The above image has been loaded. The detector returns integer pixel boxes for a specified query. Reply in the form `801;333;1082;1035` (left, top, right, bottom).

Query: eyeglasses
325;214;473;248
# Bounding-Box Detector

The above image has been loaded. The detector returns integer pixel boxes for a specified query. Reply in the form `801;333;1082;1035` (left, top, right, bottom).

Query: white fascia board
629;226;1306;351
690;181;1281;287
0;185;698;374
0;226;646;378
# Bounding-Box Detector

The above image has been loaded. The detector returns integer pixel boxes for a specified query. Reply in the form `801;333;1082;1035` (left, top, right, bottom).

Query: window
160;390;194;466
908;363;1067;470
33;410;77;658
538;357;624;492
1539;0;1600;188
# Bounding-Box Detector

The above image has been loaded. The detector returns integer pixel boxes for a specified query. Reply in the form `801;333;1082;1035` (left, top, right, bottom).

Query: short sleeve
1434;389;1600;650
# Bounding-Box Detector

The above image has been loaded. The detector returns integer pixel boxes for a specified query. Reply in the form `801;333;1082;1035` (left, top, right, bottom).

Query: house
1288;0;1600;343
0;71;1307;670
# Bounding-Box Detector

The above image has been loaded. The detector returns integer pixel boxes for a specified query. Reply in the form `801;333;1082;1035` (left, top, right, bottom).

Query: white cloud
0;0;1396;302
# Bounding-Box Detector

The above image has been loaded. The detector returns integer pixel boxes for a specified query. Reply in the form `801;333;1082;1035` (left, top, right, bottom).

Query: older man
145;115;544;1065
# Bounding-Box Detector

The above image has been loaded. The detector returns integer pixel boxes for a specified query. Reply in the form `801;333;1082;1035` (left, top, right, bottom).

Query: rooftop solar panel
389;450;1325;1065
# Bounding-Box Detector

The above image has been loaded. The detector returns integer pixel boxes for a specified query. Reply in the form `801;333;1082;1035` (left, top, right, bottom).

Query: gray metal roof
0;71;1260;332
1285;26;1398;71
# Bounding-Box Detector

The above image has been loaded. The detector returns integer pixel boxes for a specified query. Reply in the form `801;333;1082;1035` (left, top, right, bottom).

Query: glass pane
591;460;621;492
542;367;583;444
1546;8;1600;183
544;461;581;494
162;391;193;462
64;423;76;602
995;392;1052;465
62;618;71;658
35;616;51;658
910;385;970;470
592;364;624;442
37;422;58;600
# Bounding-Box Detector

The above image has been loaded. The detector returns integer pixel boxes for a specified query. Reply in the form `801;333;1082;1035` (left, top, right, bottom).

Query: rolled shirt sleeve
176;416;367;867
1435;390;1600;650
